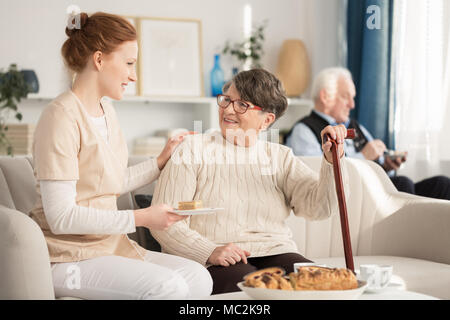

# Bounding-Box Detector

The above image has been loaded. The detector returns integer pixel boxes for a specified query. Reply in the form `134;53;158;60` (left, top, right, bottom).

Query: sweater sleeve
150;142;218;266
40;180;136;235
121;157;161;195
282;149;350;221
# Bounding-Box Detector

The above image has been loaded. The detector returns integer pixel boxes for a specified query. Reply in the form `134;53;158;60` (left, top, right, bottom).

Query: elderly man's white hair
311;67;353;102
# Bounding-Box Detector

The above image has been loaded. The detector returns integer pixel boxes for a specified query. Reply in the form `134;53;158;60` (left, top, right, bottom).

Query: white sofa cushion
0;156;37;214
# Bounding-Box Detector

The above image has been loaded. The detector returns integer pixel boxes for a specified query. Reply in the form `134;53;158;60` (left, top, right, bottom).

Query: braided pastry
244;267;292;290
243;266;357;291
289;266;357;290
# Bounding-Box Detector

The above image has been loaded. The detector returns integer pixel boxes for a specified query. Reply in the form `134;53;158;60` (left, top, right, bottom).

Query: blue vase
210;54;225;97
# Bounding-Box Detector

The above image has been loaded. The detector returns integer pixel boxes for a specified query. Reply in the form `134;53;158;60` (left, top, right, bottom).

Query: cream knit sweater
151;131;349;266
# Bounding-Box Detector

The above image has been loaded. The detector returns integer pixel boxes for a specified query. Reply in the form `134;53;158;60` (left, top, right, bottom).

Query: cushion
0;205;54;299
0;156;37;214
135;194;153;209
0;168;15;209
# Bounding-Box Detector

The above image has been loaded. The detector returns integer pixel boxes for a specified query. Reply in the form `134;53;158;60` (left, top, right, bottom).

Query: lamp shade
276;39;310;97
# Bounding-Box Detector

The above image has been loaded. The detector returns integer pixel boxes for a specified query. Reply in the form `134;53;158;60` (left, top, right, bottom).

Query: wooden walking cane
323;128;356;273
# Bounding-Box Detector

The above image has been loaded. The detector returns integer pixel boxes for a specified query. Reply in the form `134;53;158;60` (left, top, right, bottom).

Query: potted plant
222;20;268;72
0;64;31;156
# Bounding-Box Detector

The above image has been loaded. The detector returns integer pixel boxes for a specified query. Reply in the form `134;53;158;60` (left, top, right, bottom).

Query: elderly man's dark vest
284;111;369;152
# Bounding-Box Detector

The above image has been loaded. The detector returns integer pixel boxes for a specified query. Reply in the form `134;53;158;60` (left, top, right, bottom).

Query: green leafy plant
0;64;30;156
222;20;268;70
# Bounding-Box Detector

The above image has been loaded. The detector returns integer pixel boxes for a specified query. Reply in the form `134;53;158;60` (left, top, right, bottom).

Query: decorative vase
20;70;39;93
276;39;311;97
210;54;225;97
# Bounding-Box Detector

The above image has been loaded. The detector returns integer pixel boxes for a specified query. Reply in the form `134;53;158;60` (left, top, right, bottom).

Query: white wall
0;0;343;148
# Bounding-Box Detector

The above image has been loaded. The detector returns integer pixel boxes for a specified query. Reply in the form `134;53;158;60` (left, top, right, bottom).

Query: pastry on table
178;200;203;210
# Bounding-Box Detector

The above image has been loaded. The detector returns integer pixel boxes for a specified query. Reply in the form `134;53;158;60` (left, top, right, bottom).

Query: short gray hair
222;68;288;120
311;67;353;101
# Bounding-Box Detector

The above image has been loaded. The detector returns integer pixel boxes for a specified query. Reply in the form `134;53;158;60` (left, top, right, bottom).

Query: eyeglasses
217;94;263;114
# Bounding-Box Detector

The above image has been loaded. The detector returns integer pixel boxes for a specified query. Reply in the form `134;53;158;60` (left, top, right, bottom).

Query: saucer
364;282;404;293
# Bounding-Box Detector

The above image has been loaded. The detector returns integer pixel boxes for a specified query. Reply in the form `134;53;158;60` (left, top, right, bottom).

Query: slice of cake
178;200;203;210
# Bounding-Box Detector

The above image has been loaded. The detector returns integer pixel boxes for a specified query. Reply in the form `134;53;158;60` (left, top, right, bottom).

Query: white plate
237;280;367;300
363;282;404;294
169;207;225;215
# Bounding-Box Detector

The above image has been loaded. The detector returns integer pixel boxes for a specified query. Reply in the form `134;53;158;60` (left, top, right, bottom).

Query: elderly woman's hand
321;124;347;164
207;243;251;267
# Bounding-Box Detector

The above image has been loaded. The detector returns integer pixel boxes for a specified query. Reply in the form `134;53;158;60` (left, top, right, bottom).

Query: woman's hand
207;243;251;267
321;124;347;164
134;204;187;231
157;132;196;170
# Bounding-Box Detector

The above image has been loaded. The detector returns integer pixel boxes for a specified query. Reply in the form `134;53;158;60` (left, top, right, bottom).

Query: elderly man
285;67;450;200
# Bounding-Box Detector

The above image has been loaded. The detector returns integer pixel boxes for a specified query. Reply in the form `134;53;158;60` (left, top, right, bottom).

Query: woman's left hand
157;132;196;170
321;124;347;164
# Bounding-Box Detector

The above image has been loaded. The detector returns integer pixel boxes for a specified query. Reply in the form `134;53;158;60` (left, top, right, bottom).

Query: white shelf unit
276;98;314;132
21;94;313;155
25;94;313;131
114;95;313;132
109;97;313;134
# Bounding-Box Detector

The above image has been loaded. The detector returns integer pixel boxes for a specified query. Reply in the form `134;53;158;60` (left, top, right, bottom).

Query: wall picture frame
129;16;204;98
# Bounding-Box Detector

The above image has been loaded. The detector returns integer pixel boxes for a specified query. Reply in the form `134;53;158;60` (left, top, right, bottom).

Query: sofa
1;155;449;299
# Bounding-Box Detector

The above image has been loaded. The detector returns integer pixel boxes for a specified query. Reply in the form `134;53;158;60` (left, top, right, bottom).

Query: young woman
29;12;212;300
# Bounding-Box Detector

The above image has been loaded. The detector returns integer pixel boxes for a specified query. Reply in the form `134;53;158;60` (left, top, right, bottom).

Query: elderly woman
151;69;349;294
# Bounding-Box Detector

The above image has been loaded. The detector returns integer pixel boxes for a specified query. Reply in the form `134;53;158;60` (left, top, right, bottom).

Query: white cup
359;264;393;290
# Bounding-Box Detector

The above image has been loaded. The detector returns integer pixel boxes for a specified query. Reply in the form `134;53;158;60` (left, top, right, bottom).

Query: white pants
51;251;213;300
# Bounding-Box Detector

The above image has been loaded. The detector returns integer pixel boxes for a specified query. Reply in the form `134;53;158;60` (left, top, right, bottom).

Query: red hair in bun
61;12;136;72
65;12;89;37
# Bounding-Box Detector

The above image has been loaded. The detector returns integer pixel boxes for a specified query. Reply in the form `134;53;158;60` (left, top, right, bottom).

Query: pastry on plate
288;266;357;290
178;200;203;210
243;266;357;291
244;267;292;290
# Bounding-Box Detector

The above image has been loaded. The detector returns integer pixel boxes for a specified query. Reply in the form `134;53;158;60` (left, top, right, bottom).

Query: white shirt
285;110;393;177
88;114;109;144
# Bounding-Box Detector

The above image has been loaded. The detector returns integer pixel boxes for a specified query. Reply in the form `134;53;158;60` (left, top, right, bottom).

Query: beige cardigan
151;131;349;266
29;91;152;263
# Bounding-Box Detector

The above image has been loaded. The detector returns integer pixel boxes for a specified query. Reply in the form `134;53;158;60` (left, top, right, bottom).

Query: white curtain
393;0;450;182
